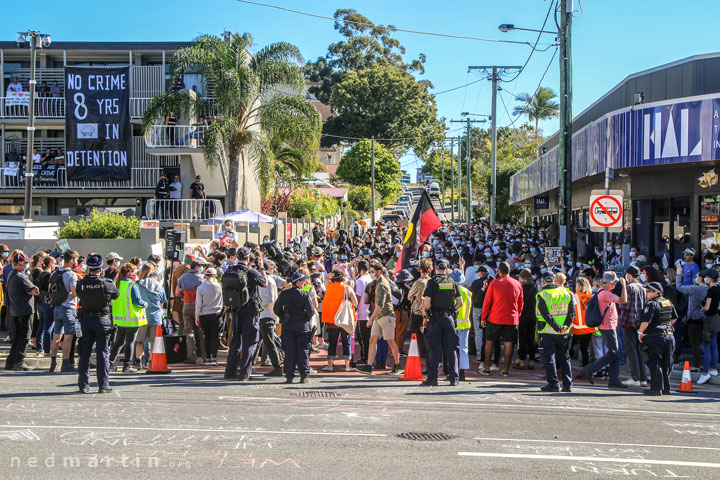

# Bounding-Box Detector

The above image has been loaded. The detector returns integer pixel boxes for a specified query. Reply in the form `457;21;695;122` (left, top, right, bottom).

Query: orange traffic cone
401;334;423;381
679;361;693;393
147;325;171;374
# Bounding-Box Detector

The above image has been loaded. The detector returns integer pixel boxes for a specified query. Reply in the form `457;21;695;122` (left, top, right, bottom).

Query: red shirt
481;275;524;326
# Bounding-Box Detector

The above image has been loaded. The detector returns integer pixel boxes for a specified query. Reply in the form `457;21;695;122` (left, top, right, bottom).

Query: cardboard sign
545;246;563;266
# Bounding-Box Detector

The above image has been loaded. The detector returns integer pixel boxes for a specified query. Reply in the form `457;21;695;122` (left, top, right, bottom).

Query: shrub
287;189;339;219
58;209;141;239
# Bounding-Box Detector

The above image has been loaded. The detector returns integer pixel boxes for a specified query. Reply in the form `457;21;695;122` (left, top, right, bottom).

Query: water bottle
75;320;82;338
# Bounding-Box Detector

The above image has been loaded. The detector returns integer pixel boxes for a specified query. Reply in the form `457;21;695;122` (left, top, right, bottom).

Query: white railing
145;125;209;148
1;96;65;119
0;166;163;189
145;199;223;222
130;97;152;119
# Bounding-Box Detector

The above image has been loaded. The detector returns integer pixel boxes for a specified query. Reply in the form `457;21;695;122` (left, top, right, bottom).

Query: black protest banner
64;67;131;181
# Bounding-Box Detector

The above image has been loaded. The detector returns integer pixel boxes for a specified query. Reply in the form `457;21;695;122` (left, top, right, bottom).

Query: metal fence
145;125;209;148
145;199;223;222
0;166;164;189
0;96;65;119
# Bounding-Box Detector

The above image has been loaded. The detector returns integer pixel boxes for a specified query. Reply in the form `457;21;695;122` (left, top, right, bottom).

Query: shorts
371;315;396;340
485;322;518;343
136;324;159;344
53;305;76;335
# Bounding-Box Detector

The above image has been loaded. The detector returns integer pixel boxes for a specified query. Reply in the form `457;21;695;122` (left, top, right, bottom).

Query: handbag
334;286;356;334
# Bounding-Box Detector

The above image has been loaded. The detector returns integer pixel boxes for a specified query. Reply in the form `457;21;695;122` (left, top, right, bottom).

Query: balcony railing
145;199;223;222
145;125;209;148
1;95;65;119
0;166;164;189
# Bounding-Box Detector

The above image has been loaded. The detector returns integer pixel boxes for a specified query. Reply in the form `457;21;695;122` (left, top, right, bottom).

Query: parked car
381;214;402;223
428;183;440;198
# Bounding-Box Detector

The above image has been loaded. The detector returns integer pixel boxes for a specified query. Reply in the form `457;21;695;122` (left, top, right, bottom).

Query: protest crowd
1;192;719;395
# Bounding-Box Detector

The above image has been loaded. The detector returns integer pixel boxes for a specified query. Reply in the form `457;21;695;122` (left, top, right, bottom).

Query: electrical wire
236;0;542;46
460;71;470;113
432;78;484;96
501;0;557;83
501;46;558;129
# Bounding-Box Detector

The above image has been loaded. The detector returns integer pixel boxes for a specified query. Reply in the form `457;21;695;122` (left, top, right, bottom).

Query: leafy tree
288;189;339;219
304;9;427;104
336;139;401;206
512;87;560;139
421;147;458;189
58;209;140;239
347;186;380;213
324;65;444;157
142;33;321;211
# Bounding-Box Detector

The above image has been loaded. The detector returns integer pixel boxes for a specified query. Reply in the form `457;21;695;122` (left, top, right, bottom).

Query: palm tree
512;87;560;139
142;33;321;211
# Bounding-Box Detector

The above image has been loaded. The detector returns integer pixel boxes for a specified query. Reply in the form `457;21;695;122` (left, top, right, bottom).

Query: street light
460;112;491;120
17;30;51;221
498;23;557;35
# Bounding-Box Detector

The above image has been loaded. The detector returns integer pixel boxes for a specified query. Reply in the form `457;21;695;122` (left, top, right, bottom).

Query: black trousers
540;334;572;389
573;333;592;366
282;329;311;379
199;312;221;359
78;316;112;390
426;313;459;382
259;317;282;368
5;314;31;370
517;321;537;361
355;320;372;363
224;308;260;379
645;334;675;393
109;326;139;365
409;314;428;359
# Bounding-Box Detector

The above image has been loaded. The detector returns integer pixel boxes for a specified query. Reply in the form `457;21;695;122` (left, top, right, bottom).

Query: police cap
435;259;449;270
643;282;664;294
87;254;103;270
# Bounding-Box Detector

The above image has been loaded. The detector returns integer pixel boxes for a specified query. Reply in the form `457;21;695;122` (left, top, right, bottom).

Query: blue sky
6;0;718;173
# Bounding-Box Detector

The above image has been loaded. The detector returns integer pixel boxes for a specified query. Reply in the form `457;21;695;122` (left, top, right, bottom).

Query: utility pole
467;65;521;226
465;118;471;224
450;137;455;223
370;136;376;225
558;0;574;247
451;118;488;224
441;146;445;210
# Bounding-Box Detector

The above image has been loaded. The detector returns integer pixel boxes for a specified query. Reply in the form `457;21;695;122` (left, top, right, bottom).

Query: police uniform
639;282;676;395
273;273;315;383
536;278;575;392
422;261;462;385
75;255;119;393
223;251;267;381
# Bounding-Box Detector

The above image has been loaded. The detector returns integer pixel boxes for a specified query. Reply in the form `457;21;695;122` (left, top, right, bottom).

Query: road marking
0;425;386;437
474;437;720;452
218;396;720;418
458;452;720;468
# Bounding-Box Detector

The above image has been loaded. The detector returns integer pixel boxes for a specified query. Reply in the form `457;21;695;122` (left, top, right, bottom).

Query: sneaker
98;387;113;394
299;376;310;384
391;365;403;375
621;379;640;387
710;369;719;376
321;365;334;372
420;379;438;386
264;368;283;377
643;389;662;396
478;369;491;376
310;346;320;354
582;367;594;385
13;365;35;372
640;381;648;388
607;381;629;389
356;365;373;375
122;365;138;373
561;386;572;393
79;386;91;394
204;359;212;366
489;365;499;372
697;373;712;385
540;385;560;392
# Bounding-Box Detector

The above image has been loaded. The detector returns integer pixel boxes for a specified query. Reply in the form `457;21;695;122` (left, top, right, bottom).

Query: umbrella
210;209;275;225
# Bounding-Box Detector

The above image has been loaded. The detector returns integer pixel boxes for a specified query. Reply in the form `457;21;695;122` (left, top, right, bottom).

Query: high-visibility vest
572;292;596;335
535;287;571;335
456;285;471;330
112;280;147;327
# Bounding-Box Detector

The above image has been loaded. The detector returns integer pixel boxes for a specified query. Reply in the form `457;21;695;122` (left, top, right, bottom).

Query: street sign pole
603;167;610;267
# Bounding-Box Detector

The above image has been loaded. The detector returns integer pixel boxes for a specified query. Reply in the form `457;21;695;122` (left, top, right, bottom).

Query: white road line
217;396;720;418
474;437;720;452
0;425;386;437
458;452;720;468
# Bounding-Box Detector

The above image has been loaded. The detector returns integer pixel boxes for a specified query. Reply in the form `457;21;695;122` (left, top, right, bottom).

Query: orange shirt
321;282;355;325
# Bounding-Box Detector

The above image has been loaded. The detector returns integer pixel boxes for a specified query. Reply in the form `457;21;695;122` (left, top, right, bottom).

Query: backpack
221;268;250;310
585;291;611;328
48;270;70;306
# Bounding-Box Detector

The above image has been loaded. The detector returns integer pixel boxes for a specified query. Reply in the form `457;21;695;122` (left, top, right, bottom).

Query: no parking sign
589;189;624;232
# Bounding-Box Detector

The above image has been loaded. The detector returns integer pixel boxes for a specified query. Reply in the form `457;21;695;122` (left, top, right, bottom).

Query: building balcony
145;198;224;223
0;95;65;119
144;124;210;154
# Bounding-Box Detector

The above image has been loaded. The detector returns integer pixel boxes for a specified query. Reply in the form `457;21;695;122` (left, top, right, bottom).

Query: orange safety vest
321;282;355;325
572;292;596;335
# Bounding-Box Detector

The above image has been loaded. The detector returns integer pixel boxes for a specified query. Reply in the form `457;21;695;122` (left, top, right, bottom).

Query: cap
86;254;103;270
602;271;619;284
204;267;217;276
435;259;449;270
612;263;626;276
238;247;251;259
644;281;664;294
394;269;413;284
361;248;372;256
106;252;123;261
0;244;9;252
312;247;322;256
702;269;720;280
542;272;556;283
290;271;310;283
12;252;31;263
682;248;696;256
626;265;640;277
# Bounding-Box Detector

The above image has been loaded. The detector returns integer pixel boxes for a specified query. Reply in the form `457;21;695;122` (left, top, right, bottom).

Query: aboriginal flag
395;190;443;275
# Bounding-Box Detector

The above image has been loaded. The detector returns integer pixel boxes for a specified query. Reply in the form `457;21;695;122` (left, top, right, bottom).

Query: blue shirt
137;276;167;325
682;262;700;286
122;276;147;308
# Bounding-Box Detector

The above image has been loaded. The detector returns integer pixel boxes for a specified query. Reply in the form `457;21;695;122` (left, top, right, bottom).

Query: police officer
638;281;677;396
75;254;119;394
536;272;575;392
223;247;267;381
273;271;315;384
154;173;171;219
422;259;463;386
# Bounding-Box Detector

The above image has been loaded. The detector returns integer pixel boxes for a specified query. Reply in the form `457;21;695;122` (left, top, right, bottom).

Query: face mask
422;252;431;258
640;273;647;282
524;263;532;269
432;240;439;246
485;252;492;258
566;254;572;259
615;249;622;256
707;263;715;269
540;268;547;274
1;252;8;258
629;252;637;258
576;262;582;268
81;264;87;273
530;248;536;253
606;246;613;252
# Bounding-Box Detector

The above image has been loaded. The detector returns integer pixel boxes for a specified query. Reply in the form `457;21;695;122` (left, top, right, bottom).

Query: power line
502;0;557;83
432;78;484;96
236;0;544;46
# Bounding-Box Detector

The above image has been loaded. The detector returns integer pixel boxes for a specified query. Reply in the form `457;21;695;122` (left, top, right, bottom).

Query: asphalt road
1;368;719;480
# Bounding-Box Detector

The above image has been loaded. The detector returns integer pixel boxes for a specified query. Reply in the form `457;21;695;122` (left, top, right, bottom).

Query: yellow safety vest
456;285;471;330
112;280;147;327
535;287;571;335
